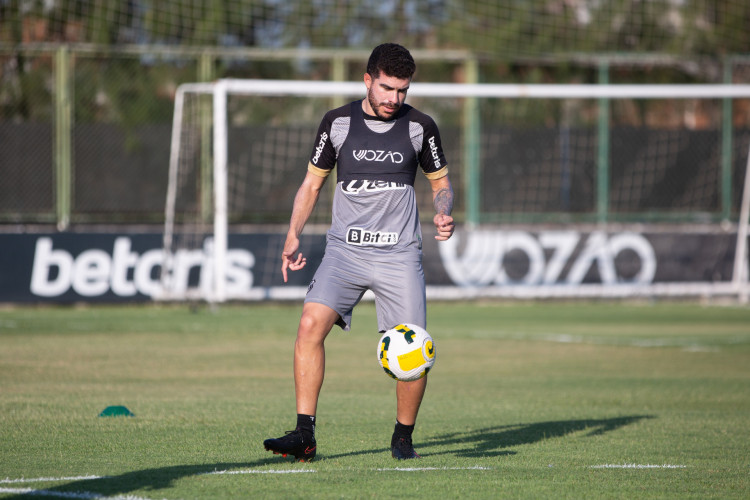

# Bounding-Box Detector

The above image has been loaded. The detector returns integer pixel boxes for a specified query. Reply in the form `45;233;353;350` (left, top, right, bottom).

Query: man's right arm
281;169;328;282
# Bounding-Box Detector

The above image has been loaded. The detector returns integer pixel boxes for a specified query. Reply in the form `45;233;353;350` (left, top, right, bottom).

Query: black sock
393;420;415;439
297;414;316;437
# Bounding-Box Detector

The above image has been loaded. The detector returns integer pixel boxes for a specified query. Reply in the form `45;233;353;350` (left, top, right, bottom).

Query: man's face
364;71;411;120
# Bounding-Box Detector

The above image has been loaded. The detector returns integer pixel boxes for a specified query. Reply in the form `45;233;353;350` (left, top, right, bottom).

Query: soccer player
263;43;455;462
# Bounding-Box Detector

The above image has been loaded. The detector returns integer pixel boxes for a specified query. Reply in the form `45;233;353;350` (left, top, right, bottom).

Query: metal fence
1;45;749;228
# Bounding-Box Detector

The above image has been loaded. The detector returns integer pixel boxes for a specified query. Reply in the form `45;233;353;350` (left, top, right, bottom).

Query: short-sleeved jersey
307;99;448;260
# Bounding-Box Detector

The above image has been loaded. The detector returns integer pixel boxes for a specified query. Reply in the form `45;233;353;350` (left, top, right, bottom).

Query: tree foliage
1;0;748;57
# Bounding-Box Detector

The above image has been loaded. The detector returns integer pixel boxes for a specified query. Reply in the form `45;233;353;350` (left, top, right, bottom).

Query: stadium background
1;0;749;302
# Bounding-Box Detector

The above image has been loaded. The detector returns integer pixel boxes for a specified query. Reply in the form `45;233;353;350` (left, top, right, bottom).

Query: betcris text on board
29;236;255;299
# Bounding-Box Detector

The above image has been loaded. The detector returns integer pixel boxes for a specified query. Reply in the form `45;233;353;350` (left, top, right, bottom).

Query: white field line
374;466;492;471
0;489;98;499
590;464;687;469
2;466;489;487
207;469;315;475
513;332;725;351
206;465;491;475
1;475;106;484
0;487;153;500
0;467;489;500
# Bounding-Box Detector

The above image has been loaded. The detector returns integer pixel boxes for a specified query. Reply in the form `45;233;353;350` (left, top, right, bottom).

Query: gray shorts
304;246;426;332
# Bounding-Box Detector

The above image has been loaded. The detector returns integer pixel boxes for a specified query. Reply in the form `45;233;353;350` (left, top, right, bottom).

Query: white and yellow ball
377;323;435;382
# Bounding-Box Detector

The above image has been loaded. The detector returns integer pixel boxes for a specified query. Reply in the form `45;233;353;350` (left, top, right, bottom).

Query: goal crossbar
177;79;750;99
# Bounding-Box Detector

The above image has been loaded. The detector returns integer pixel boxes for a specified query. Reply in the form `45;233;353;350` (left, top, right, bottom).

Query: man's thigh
371;258;426;332
304;248;370;331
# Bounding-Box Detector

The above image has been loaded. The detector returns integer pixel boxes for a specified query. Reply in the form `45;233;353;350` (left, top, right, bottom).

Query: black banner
0;228;740;303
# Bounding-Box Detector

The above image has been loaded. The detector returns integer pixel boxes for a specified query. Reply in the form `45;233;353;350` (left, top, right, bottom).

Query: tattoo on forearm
434;188;453;215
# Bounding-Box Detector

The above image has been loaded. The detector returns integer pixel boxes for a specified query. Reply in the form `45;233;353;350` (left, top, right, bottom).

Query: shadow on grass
422;415;656;458
2;416;653;498
0;459;281;500
322;414;654;460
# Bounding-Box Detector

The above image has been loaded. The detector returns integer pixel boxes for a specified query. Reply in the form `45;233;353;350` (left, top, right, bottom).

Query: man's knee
297;312;325;341
297;303;338;344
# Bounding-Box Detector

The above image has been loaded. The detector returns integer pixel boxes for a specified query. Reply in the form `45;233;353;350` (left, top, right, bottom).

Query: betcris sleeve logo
311;132;328;165
429;136;441;169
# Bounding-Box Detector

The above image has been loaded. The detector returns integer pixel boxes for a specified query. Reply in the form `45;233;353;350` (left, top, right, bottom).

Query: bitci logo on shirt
346;227;399;247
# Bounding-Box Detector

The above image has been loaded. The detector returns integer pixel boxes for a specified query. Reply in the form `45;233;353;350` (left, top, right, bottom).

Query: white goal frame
163;78;750;303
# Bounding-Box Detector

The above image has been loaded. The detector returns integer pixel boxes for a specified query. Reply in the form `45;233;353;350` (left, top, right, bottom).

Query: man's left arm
414;111;454;240
430;175;455;241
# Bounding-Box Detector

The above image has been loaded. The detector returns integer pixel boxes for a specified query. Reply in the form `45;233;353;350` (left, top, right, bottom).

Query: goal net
161;79;750;303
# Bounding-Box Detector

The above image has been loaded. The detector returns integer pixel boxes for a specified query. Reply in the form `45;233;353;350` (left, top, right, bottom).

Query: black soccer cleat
391;434;421;460
263;428;316;462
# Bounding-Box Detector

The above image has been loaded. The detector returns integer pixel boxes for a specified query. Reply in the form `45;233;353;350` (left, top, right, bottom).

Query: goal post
733;141;750;303
161;79;750;303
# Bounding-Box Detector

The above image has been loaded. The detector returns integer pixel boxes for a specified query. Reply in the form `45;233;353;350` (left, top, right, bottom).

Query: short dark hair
366;43;416;80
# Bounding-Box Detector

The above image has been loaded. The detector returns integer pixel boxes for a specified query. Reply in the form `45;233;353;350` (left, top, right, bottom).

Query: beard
367;86;400;120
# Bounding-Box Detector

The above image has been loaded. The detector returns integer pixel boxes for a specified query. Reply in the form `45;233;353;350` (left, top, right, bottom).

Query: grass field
1;301;749;499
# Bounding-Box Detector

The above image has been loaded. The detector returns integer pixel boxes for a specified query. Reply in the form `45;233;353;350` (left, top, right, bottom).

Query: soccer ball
377;323;436;382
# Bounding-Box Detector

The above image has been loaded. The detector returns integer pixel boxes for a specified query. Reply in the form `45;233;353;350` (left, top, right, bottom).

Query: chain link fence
1;47;749;228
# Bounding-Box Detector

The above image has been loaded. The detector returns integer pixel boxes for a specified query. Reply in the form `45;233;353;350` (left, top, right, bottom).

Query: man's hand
281;235;307;283
280;171;326;282
433;213;455;241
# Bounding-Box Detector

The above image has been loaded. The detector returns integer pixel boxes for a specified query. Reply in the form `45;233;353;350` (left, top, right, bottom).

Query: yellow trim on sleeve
308;162;332;178
423;166;448;180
